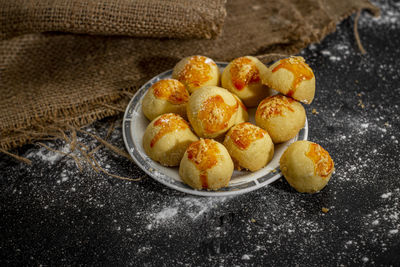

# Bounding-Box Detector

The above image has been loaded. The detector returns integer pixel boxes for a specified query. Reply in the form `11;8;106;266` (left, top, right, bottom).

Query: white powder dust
241;254;251;260
26;144;70;164
388;229;398;234
381;192;392;199
361;0;400;28
146;196;231;230
305;0;400;64
363;188;400;249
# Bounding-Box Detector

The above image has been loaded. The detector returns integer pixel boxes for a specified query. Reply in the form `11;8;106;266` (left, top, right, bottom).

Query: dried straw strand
37;142;83;172
354;10;366;54
77;128;132;161
0;148;32;165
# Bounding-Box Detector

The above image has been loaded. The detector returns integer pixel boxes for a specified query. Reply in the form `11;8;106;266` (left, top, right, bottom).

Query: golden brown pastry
142;79;189;121
232;94;249;125
261;56;315;104
143;113;198;166
255;94;306;143
187;86;239;139
280;140;334;193
223;122;274;171
172;55;220;94
179;139;234;190
221;56;271;107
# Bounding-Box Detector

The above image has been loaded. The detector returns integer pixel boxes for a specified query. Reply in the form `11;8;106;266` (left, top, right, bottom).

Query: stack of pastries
140;55;334;193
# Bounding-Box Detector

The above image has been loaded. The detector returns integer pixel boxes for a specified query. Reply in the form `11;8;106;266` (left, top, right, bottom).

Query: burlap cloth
0;0;379;152
0;0;227;40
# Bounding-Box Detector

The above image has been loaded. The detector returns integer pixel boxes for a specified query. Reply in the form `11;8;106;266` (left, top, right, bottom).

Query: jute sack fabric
0;0;379;151
0;0;227;40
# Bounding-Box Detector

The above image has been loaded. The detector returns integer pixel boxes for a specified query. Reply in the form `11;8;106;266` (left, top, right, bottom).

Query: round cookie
223;122;274;172
261;56;315;104
232;94;249;125
221;56;271;107
179;139;234;190
142;79;189;121
143;113;198;166
255;94;306;143
279;140;334;193
187;86;239;139
172;55;220;94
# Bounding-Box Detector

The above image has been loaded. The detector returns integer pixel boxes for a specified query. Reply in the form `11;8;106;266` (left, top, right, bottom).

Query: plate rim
122;62;308;197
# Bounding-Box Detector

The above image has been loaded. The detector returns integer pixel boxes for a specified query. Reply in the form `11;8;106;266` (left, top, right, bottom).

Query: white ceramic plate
122;62;308;196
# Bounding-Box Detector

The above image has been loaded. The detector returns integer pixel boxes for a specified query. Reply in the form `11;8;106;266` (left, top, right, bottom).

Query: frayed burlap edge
0;88;147;181
1;111;145;182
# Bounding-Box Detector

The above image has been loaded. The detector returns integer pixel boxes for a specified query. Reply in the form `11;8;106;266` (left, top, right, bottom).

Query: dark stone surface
1;1;400;266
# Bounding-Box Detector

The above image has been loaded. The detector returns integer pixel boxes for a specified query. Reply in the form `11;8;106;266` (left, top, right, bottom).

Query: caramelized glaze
256;95;294;119
152;79;189;105
229;123;266;150
150;114;189;148
272;57;313;96
187;139;220;189
306;143;334;178
197;95;238;134
230;57;260;91
178;56;215;88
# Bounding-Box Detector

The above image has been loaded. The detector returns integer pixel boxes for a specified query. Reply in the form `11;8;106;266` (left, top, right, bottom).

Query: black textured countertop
1;1;400;266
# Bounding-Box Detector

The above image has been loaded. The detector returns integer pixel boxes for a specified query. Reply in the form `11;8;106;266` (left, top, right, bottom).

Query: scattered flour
146;196;231;229
153;207;178;222
321;50;331;56
388;229;398;234
361;0;400;28
381;192;392;199
241;254;251;260
5;8;399;263
26;144;70;164
363;188;400;248
305;0;400;63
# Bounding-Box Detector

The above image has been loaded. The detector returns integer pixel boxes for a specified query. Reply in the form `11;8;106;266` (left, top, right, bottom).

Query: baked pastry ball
223;123;274;172
280;140;334;193
172;55;220;94
142;79;189;121
221;56;271;107
179;139;234;190
143;113;198;166
261;56;315;104
232;94;249;125
187;86;239;139
255;94;306;143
